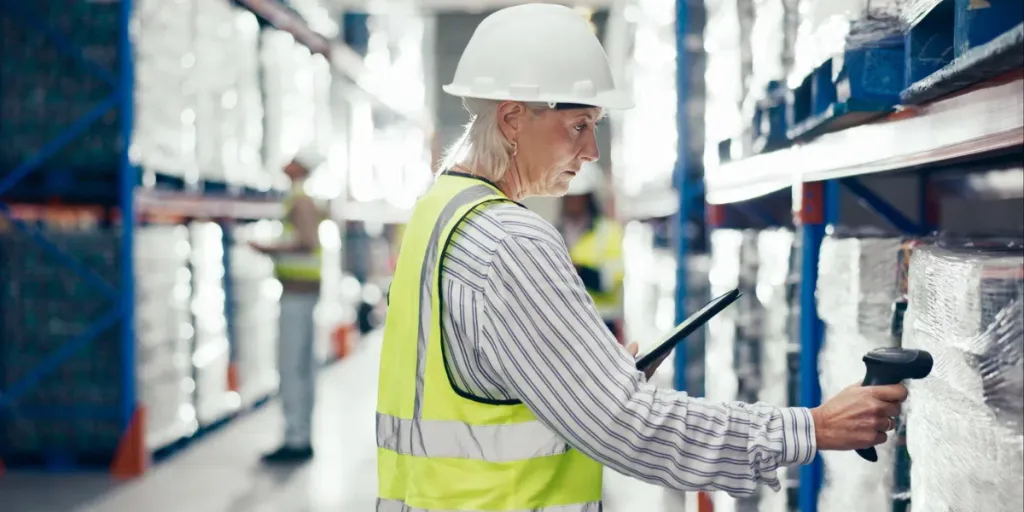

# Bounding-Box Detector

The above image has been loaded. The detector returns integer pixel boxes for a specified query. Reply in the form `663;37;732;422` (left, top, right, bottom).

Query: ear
496;101;527;142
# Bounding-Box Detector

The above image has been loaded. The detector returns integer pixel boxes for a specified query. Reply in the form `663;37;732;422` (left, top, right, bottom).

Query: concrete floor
0;332;689;512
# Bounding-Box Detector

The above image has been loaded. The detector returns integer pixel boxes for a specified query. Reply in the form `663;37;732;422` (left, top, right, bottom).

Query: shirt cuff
778;407;817;466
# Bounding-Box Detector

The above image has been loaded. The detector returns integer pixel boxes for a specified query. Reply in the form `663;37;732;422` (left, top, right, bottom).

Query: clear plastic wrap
260;30;332;192
189;222;237;426
790;0;906;84
707;229;742;512
816;235;903;512
132;0;198;178
744;0;797;108
704;0;754;163
904;245;1024;512
134;226;198;450
132;0;264;185
755;228;795;512
230;223;282;406
899;0;944;29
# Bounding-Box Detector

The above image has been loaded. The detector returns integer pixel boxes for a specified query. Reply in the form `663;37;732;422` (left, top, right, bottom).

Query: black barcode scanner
856;347;933;462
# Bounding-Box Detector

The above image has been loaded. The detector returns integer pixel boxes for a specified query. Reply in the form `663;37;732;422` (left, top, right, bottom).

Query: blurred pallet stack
815;234;903;512
706;228;766;512
904;244;1024;512
188;222;237;426
755;228;796;512
134;226;197;451
0;226;123;464
229;222;281;407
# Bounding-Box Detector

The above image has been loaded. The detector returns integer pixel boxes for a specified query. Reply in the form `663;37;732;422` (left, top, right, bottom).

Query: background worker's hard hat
443;3;634;110
566;162;606;196
291;146;326;172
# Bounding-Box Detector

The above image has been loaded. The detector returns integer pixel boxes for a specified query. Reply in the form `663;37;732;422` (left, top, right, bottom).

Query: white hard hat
292;146;326;172
443;4;634;110
566;162;605;196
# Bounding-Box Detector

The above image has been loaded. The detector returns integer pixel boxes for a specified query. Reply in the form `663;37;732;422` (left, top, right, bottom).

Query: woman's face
503;105;602;198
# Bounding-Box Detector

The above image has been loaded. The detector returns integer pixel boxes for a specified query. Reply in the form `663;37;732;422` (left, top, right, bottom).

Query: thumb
626;342;639;357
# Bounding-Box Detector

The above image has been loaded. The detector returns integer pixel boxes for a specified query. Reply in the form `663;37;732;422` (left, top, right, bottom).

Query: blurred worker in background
376;4;909;511
250;147;326;464
559;162;625;340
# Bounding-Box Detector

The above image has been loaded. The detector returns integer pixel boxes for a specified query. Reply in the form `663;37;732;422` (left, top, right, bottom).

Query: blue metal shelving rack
0;0;383;475
698;70;1023;512
0;0;141;474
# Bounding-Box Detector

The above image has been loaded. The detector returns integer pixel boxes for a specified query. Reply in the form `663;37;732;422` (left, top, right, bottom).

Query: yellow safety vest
376;174;604;512
273;188;322;283
568;217;624;320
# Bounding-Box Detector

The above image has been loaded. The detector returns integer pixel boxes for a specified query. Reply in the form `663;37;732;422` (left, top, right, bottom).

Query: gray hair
441;98;514;183
440;98;607;183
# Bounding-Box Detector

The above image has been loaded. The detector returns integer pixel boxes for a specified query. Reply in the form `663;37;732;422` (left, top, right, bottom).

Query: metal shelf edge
134;190;284;219
705;75;1024;205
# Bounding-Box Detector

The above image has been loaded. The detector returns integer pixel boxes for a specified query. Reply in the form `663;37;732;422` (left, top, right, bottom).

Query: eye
573;122;589;132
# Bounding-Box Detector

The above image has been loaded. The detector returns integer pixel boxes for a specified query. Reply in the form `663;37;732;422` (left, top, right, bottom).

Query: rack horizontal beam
235;0;431;132
705;72;1024;205
135;190;284;220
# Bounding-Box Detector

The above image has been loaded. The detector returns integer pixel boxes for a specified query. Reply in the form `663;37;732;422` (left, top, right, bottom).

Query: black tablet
635;288;742;371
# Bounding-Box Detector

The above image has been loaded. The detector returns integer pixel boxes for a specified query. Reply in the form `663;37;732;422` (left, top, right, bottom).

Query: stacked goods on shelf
133;0;264;186
816;234;903;512
788;0;908;138
188;222;237;426
229;222;281;406
904;244;1023;512
0;1;121;196
134;226;198;450
754;228;795;512
703;0;756;163
682;254;712;395
706;229;762;512
194;0;264;187
260;28;333;192
132;0;199;179
0;226;123;463
744;0;799;153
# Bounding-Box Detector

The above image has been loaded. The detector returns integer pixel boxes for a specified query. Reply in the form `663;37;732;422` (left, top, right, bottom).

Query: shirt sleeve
476;233;817;497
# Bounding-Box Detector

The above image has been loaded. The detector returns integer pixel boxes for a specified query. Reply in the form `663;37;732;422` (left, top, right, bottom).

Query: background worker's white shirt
438;202;816;496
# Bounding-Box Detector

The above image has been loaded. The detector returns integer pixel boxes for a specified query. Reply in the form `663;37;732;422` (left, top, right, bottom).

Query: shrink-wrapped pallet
791;0;908;83
230;223;281;406
755;229;795;512
135;226;197;450
904;245;1024;511
816;235;903;512
189;222;237;426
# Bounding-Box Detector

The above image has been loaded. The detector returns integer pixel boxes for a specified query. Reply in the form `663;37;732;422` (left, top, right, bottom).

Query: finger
878;401;901;418
869;383;909;402
626;342;639;357
873;431;888;446
873;416;896;432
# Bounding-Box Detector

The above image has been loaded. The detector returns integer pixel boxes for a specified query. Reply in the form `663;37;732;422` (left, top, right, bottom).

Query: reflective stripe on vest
376;174;604;511
273;191;321;282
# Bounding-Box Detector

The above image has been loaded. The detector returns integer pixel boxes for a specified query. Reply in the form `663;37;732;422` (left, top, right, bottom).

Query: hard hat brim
442;84;635;110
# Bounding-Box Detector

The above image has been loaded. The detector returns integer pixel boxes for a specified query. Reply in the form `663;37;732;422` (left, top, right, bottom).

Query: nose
578;130;599;163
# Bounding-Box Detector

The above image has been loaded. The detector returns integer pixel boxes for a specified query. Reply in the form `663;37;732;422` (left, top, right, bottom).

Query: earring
511;141;518;157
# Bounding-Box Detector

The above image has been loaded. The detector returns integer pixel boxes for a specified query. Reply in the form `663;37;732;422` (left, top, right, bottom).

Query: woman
375;4;906;511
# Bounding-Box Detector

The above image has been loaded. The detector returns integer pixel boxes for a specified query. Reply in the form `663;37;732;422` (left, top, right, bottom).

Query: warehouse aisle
1;332;684;512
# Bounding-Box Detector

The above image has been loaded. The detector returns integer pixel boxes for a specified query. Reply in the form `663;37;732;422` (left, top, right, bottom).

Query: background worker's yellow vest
568;217;624;320
376;174;604;512
273;189;322;283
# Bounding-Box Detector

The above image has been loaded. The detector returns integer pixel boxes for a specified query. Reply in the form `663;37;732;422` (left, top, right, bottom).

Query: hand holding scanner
856;347;933;462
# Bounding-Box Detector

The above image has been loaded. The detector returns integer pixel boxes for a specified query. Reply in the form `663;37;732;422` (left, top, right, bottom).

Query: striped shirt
438;200;817;497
